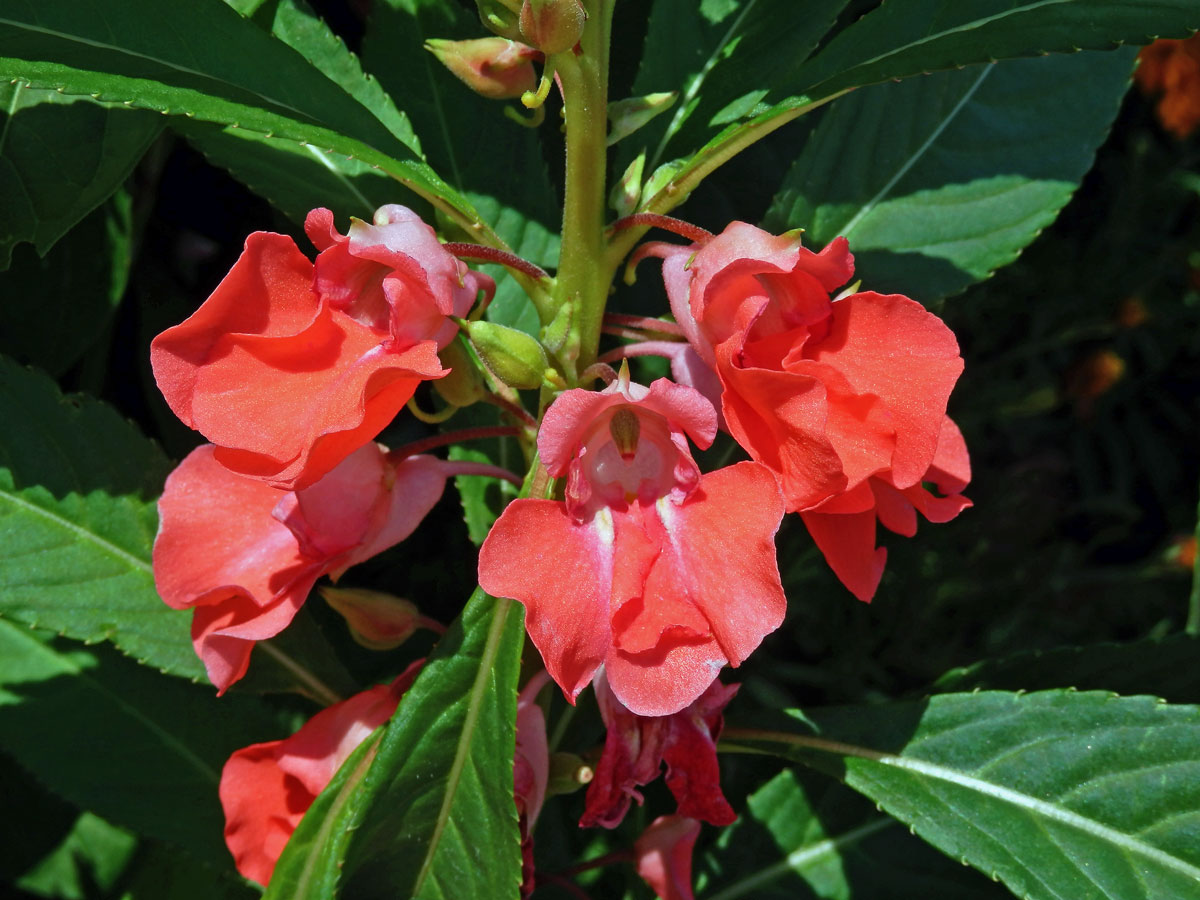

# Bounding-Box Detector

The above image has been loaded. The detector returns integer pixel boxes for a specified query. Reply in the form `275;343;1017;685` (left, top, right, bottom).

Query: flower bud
433;335;487;408
609;151;645;217
426;37;539;101
320;586;424;650
546;751;593;796
464;320;549;390
476;0;522;39
607;92;677;146
519;0;585;55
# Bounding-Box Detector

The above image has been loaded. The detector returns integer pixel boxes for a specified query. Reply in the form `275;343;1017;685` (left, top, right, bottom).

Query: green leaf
697;769;1013;900
792;0;1200;101
627;2;1198;229
179;120;401;224
14;812;137;899
735;691;1200;900
0;191;133;376
268;589;526;899
0;0;504;245
0;620;283;865
182;0;422;224
448;445;517;546
0;83;159;266
631;0;849;168
764;49;1137;301
0;355;202;680
932;635;1200;704
365;0;560;331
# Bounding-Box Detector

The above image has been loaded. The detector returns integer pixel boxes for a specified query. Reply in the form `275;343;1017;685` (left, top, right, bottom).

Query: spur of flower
478;369;786;716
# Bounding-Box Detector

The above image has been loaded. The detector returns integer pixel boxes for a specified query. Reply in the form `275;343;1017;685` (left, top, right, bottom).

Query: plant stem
551;0;616;382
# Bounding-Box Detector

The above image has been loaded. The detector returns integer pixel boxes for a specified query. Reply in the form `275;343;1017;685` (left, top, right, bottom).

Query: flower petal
478;500;613;703
800;505;887;603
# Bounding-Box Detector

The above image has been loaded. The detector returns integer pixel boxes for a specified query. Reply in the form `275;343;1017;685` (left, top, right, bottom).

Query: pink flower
642;222;970;601
478;374;786;717
635;816;702;900
151;205;493;490
153;442;451;692
219;663;421;887
581;672;737;829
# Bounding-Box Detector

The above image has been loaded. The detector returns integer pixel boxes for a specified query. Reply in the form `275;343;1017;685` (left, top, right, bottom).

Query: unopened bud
434;335;487;408
609;151;645;217
519;0;585;55
464;320;549;390
607;92;677;146
476;0;522;39
320;586;428;651
426;37;539;101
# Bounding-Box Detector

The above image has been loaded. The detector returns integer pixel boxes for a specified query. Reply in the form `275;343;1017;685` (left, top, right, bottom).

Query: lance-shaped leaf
731;691;1200;900
266;589;526;899
0;84;159;267
0;355;201;678
0;620;283;865
764;49;1137;301
0;0;505;245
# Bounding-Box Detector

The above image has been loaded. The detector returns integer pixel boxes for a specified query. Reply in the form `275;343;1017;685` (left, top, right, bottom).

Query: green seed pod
465;320;549;390
433;334;487;408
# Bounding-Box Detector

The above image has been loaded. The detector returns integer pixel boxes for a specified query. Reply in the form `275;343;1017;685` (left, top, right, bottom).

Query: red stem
603;312;685;337
554;849;635;878
440;459;525;489
387;425;521;461
597;340;687;365
442;242;551;281
483;393;539;429
607;213;713;244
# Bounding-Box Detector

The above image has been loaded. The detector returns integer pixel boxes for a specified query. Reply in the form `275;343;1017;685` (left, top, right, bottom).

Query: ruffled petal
804;292;963;489
219;741;309;887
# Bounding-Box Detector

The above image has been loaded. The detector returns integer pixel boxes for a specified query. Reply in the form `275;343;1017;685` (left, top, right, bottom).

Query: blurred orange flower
1136;36;1200;138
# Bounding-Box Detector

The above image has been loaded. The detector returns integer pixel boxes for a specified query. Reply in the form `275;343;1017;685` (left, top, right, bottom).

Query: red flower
514;673;551;898
219;663;420;887
642;222;970;601
153;442;450;692
581;672;737;829
634;816;702;900
151;205;493;489
478;374;786;716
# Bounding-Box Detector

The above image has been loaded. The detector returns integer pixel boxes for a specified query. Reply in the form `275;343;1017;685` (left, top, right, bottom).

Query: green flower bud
465;320;549;390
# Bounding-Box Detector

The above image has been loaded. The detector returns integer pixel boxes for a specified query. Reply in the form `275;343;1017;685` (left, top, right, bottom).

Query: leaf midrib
836;65;993;237
0;617;218;782
0;484;153;575
791;732;1200;881
411;594;514;896
0;15;317;123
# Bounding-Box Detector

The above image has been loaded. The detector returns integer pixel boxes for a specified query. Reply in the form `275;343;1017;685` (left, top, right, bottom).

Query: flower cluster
149;201;968;897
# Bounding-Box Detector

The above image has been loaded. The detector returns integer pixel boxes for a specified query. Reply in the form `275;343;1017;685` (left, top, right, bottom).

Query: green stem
550;0;616;381
1188;478;1200;636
